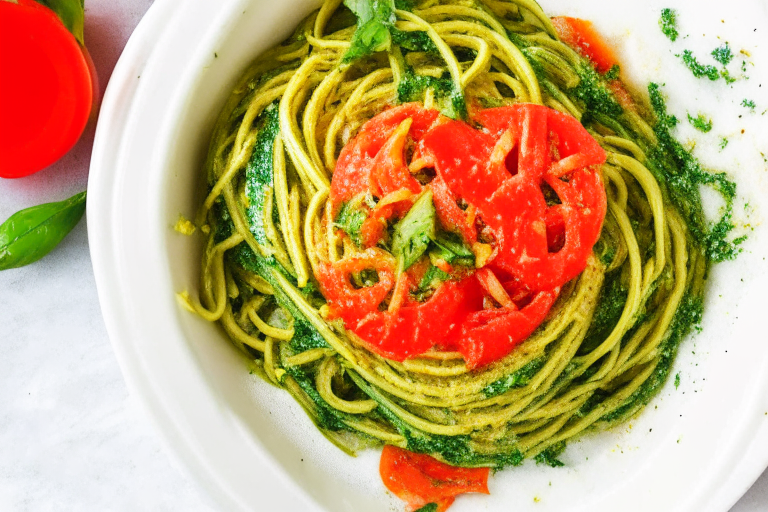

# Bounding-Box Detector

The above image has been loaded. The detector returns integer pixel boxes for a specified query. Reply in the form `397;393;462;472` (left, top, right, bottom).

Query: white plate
87;0;768;511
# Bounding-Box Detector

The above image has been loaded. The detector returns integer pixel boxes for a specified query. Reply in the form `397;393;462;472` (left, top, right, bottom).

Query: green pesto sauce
711;43;734;66
414;504;439;512
391;28;438;55
604;64;621;81
742;99;756;111
599;295;703;423
674;372;681;389
680;50;720;81
397;67;467;120
579;270;628;355
348;369;525;468
244;102;280;246
687;113;713;133
659;8;679;42
482;358;545;398
570;62;624;121
647;83;743;262
286;365;352;431
534;441;566;468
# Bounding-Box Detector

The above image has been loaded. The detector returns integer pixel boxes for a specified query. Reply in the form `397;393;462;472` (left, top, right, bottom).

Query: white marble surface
0;1;767;511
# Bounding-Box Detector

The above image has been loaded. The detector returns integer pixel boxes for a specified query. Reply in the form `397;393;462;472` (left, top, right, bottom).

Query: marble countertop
1;1;766;510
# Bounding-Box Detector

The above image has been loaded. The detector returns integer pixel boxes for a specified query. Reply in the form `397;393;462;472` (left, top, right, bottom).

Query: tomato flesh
0;0;93;178
319;103;606;369
551;16;618;74
380;445;490;512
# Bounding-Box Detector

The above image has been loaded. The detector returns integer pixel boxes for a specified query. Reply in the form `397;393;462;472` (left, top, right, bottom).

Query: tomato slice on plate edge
380;445;490;512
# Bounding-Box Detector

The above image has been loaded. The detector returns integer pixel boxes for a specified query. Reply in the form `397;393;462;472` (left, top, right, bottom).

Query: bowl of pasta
88;0;768;510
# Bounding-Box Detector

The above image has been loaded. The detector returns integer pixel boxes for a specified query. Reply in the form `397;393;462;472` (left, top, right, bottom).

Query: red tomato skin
322;104;606;368
429;176;477;244
352;278;481;361
315;250;396;326
0;0;94;178
473;105;607;291
551;16;618;74
457;285;560;369
330;104;439;210
380;445;490;512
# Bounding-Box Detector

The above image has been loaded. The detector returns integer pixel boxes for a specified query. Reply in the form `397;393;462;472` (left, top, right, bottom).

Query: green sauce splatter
742;98;756;111
711;43;734;66
534;442;566;468
659;9;679;42
687;113;713;133
647;83;744;262
680;50;720;81
674;372;681;389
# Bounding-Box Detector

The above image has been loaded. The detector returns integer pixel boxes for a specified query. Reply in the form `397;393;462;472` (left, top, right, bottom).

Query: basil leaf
344;19;392;62
244;102;280;246
34;0;85;45
391;190;435;272
0;190;86;270
431;232;474;264
334;196;371;248
342;0;396;63
231;244;328;353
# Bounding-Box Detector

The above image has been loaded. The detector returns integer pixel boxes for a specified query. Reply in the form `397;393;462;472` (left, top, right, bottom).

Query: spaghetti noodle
182;0;740;491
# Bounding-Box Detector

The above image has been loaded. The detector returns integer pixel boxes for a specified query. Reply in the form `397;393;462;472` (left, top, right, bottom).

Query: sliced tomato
429;176;477;244
352;278;482;361
457;284;560;369
418;120;498;208
380;445;490;512
331;104;439;210
551;16;618;74
0;0;94;178
322;103;606;369
473;105;607;291
315;249;396;326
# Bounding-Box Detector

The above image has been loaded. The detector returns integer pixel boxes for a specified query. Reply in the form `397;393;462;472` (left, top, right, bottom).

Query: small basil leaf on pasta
391;190;435;272
0;190;86;271
343;0;396;62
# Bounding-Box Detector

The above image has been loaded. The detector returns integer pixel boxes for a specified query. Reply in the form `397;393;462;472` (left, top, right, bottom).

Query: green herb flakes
659;9;679;42
687;113;713;132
